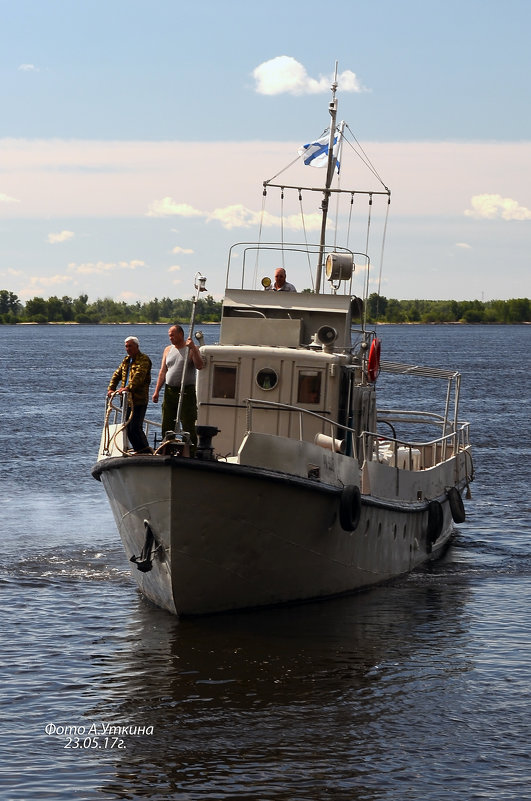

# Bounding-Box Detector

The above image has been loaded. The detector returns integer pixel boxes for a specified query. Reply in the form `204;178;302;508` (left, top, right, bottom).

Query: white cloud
147;198;203;218
252;56;367;96
455;242;472;249
47;230;75;244
209;205;323;231
168;265;181;272
18;63;39;72
0;192;20;203
37;274;71;286
68;260;144;275
207;204;261;229
464;193;531;221
19;275;74;297
172;246;194;254
146;199;323;232
1;138;530;225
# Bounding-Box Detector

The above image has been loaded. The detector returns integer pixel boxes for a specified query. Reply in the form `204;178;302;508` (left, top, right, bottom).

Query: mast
315;63;339;294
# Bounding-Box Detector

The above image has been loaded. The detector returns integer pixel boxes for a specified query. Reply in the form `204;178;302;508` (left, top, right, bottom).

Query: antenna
332;60;338;94
330;60;338;113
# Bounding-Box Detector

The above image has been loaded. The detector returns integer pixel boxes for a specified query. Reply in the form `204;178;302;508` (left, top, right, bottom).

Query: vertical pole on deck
315;62;339;294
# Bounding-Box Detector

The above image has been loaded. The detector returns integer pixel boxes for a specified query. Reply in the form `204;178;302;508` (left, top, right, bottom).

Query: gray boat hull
92;455;457;615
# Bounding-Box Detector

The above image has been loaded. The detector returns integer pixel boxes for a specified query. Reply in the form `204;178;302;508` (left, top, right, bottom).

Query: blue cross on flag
298;125;343;172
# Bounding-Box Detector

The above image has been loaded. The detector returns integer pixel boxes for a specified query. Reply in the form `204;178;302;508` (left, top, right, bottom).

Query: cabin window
212;365;237;399
298;370;321;404
256;367;278;391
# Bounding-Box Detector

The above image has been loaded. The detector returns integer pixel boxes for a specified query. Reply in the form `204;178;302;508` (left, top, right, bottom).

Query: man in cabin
107;336;153;453
269;267;297;292
152;324;204;448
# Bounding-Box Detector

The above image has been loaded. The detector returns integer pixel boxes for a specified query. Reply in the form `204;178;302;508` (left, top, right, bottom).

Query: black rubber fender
339;485;362;531
427;500;444;545
447;487;466;523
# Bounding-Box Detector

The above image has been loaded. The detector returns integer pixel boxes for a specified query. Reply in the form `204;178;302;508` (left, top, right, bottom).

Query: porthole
256;367;278;391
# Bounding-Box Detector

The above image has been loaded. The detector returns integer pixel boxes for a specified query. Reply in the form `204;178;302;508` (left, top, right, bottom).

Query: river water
1;323;529;801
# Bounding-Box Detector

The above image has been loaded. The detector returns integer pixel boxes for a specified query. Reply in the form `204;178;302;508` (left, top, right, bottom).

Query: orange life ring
367;338;381;382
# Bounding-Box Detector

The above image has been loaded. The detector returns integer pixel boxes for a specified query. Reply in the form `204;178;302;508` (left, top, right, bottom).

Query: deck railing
363;421;471;471
243;398;471;470
104;391;161;454
244;398;347;450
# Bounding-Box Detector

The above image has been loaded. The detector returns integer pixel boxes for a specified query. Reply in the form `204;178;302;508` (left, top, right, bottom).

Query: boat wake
0;545;131;588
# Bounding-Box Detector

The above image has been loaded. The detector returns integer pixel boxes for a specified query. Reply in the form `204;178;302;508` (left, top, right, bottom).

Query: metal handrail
103;391;161;454
378;408;451;430
244;397;354;437
243;397;470;470
363;422;471;471
227;240;355;289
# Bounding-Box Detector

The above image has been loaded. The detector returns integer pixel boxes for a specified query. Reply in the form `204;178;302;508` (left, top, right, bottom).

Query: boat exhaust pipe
314;433;345;454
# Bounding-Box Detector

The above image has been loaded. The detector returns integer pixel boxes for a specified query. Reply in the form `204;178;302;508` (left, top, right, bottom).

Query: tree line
1;289;529;325
0;291;221;325
365;294;530;324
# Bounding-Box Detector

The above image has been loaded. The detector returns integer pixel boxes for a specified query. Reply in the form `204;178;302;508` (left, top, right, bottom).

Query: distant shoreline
12;320;530;326
16;320;222;326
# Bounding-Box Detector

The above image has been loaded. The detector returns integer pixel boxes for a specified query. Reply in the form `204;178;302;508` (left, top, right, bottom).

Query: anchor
130;520;162;572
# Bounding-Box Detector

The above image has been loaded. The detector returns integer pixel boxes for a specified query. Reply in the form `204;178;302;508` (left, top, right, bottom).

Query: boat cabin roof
221;288;359;350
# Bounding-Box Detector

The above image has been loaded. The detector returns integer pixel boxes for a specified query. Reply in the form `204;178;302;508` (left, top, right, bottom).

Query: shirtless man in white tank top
152;324;204;442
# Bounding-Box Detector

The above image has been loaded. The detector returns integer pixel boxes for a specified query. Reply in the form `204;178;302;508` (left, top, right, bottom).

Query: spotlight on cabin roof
326;252;354;283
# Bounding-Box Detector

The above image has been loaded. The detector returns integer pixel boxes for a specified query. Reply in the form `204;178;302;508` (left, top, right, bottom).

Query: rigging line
263;127;329;184
346;193;354;295
342;137;387;189
332;168;341;251
343;125;390;191
345;193;354;248
376;194;391;314
264;155;302;184
363;194;373;326
254;187;268;288
330;121;345;254
299;189;315;290
345;123;387;189
280;187;285;269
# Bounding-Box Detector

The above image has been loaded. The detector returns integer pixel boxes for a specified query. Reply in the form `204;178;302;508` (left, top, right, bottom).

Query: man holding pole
152;324;204;447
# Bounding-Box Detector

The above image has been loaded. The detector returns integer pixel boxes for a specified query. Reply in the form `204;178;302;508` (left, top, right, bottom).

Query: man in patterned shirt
107;336;152;453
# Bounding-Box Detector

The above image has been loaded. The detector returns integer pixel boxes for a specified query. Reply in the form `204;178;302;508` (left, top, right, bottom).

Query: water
1;323;530;801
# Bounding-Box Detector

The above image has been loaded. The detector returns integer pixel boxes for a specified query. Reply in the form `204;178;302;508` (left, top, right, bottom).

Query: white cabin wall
197;346;348;457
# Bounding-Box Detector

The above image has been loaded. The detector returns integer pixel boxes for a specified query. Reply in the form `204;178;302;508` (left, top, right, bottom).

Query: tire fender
447;487;466;523
339;485;362;532
427;500;444;546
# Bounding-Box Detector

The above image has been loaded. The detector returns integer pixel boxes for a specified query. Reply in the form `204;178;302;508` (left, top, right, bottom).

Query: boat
92;68;474;616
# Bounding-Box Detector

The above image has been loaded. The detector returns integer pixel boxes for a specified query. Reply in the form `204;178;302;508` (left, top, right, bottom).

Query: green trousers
161;384;198;447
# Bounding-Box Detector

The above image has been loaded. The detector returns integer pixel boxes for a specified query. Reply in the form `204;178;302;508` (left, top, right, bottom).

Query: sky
1;0;530;304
